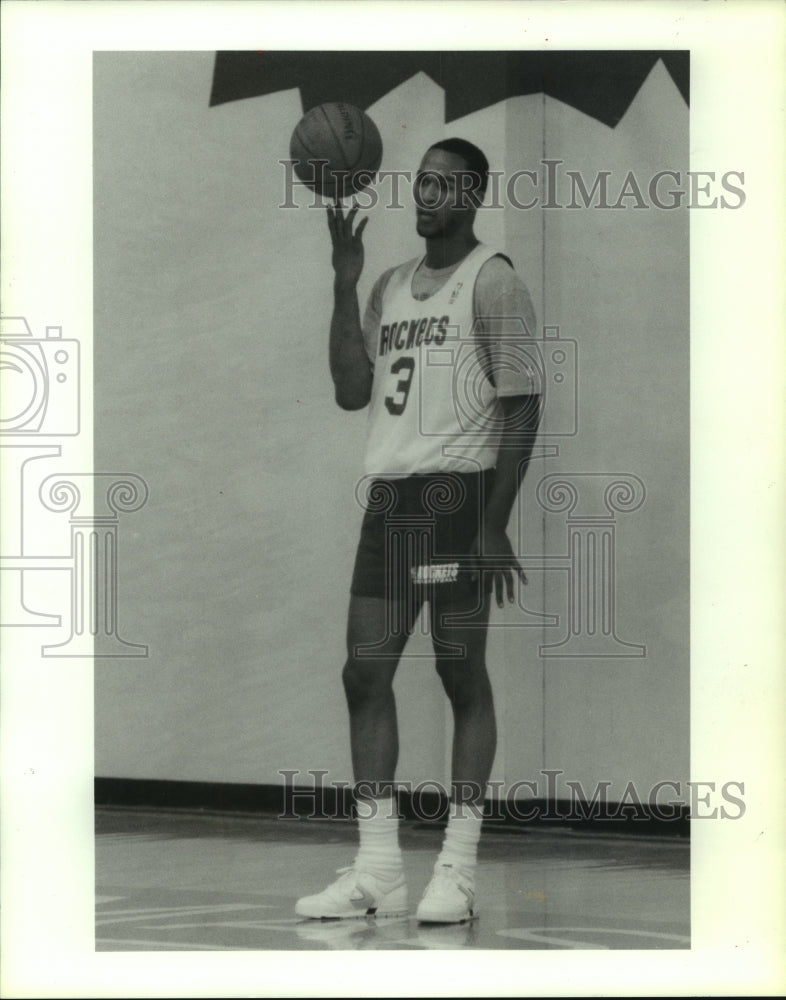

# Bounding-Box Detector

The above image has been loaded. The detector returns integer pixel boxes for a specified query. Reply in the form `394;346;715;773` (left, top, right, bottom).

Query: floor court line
146;920;303;931
95;937;248;951
497;927;692;946
97;903;273;924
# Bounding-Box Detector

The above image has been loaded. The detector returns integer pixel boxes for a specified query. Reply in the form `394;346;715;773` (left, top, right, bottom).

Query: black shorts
350;468;495;603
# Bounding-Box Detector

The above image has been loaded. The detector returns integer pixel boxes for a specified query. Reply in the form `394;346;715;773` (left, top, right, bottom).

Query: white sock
355;796;403;880
435;800;484;877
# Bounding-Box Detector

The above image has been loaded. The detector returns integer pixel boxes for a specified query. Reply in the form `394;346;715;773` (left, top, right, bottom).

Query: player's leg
343;593;418;796
295;592;421;919
416;586;495;923
423;467;498;797
432;590;495;799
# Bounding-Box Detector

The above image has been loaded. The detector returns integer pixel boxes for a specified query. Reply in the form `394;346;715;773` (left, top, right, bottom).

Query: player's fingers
326;205;337;241
518;565;529;587
466;537;479;583
346;202;359;228
494;571;504;609
340;206;357;241
333;197;345;231
355;216;369;241
505;567;515;603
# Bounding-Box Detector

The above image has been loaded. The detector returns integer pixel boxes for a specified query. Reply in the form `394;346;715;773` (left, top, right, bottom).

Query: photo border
1;1;784;996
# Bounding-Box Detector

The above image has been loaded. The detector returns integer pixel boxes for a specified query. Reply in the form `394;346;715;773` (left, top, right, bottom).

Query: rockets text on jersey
364;243;507;476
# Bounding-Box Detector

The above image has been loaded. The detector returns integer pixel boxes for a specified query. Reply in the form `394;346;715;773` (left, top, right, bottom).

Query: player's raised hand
327;199;368;288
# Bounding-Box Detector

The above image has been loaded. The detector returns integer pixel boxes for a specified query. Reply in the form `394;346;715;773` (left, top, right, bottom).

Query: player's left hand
468;526;528;608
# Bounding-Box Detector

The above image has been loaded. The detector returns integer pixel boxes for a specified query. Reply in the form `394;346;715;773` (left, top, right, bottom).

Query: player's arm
326;201;372;410
475;395;542;607
469;258;542;606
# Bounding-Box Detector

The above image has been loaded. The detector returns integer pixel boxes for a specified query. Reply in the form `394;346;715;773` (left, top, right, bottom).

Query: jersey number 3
384;356;415;416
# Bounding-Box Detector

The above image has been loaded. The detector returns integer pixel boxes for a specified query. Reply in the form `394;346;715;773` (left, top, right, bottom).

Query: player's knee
342;656;393;706
435;657;491;708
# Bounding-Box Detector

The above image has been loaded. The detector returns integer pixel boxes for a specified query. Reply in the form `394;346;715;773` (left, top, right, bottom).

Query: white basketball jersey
365;243;505;476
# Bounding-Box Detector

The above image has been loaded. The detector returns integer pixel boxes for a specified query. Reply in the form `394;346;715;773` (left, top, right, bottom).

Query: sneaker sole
296;907;410;920
416;908;479;925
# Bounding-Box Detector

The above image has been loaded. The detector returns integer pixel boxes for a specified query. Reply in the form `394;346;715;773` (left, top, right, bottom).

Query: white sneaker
416;864;478;924
295;866;409;920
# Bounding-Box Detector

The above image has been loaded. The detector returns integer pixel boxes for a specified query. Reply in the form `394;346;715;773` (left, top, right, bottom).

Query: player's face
414;148;478;239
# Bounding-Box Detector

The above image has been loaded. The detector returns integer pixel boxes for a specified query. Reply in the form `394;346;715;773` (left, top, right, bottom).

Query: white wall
93;53;688;802
536;64;690;793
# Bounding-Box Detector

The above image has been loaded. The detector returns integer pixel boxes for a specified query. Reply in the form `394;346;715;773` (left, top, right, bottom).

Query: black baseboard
95;777;689;837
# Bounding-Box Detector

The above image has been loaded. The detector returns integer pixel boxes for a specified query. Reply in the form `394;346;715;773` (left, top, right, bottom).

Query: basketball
289;102;383;200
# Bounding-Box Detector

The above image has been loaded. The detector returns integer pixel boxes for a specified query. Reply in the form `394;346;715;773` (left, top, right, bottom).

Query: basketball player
296;139;541;924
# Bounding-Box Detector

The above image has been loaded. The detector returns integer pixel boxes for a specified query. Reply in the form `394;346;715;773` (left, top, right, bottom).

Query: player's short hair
427;137;490;203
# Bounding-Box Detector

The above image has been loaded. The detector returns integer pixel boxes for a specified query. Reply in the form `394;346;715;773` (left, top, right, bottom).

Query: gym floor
96;808;690;951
